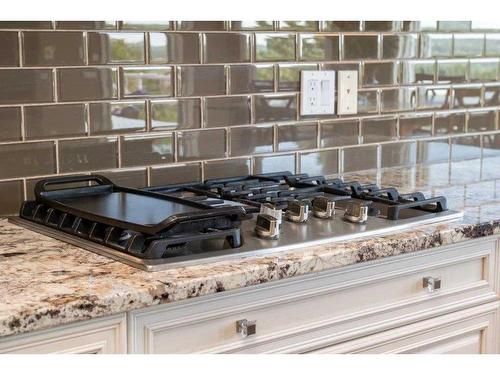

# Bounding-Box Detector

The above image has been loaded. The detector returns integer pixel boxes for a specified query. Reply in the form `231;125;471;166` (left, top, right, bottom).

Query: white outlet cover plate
300;70;335;116
337;70;358;115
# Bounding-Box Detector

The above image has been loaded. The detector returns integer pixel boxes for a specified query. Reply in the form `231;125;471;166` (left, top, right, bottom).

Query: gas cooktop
10;172;463;271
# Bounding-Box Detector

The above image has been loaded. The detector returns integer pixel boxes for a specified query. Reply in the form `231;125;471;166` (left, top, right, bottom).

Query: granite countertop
1;158;500;338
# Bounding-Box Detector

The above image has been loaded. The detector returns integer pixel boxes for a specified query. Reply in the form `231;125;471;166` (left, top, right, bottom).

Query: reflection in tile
278;63;317;92
342;145;378;173
434;111;466;135
357;89;379;114
469;59;498;82
322;21;360;32
89;101;146;134
204;33;251;63
0;141;55;179
382;34;418;59
402;60;435;84
254;153;296;174
0;21;52;29
254;94;297;123
119;21;173;30
176;21;225;31
320;119;359;148
363;62;399;87
484;84;500;106
229;64;274;94
59;137;117;173
453;86;482;108
482;154;500;179
151;98;201;130
278;122;317;151
177;129;226;161
451;135;481;161
121;134;173;167
149;33;199;64
438;21;471;32
88;32;144;64
343;35;379;59
299;34;339;61
279;21;318;31
482;133;500;158
121;67;173;97
230;125;273;156
255;33;295;61
0;69;53;104
177;66;226;96
23;31;85;66
471;22;500;31
0;107;21;141
98;168;147;188
204;158;251;179
485;34;500;56
421;34;453;58
399;114;432;138
300;149;338;176
150;163;201;185
55;21;116;30
437;60;467;84
0;180;24;216
365;21;401;31
403;21;437;32
417;86;450;110
25;104;86;139
230;21;274;31
380;87;416;112
468;110;497;132
205;96;250;127
453;34;484;57
361;117;397;143
417;139;450;164
381;142;416;168
57;67;116;101
0;32;19;66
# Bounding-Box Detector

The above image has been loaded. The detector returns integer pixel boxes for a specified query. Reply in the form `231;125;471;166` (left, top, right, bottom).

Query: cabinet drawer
129;238;499;353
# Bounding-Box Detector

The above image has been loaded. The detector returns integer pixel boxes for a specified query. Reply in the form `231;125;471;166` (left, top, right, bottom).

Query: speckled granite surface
1;158;500;338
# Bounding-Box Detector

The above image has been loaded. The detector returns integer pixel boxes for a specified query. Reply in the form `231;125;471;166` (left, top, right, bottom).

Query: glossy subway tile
89;101;146;135
230;21;274;31
98;168;147;188
380;87;416;112
203;33;251;63
177;128;226;162
452;85;482;108
438;21;471;32
0;31;19;66
25;104;87;139
434;111;466;135
150;163;201;185
204;96;251;127
204;158;251;179
58;137;117;173
402;60;436;85
484;84;500;106
279;21;318;31
23;31;84;66
320;119;359;148
469;58;499;82
417;86;450;110
229;125;274;156
0;180;24;216
300;149;339;176
485;34;500;57
176;21;226;31
381;141;416;168
382;34;418;59
277;122;318;151
298;34;339;61
453;34;484;57
342;145;378;173
55;21;116;30
0;107;22;142
151;98;201;130
88;32;145;64
399;113;432;139
417;138;450;164
120;133;174;167
0;69;53;104
361;117;398;143
121;67;173;97
0;21;53;29
254;93;297;123
421;33;453;58
177;65;226;97
468;110;497;132
149;33;200;64
255;33;295;62
253;153;296;174
343;34;379;60
278;63;317;92
119;21;173;31
0;141;55;179
362;62;399;87
57;67;117;101
229;64;274;94
451;135;481;161
322;21;360;32
437;59;468;84
364;21;402;32
357;89;379;114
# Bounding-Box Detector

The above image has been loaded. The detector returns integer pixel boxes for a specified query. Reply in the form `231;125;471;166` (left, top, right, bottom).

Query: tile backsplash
0;20;500;215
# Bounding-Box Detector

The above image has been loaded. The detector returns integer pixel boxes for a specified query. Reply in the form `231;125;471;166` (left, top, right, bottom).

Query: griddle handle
35;174;114;198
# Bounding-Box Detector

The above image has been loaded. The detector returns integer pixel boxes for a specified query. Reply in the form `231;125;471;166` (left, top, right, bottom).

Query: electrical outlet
300;71;335;116
337;70;358;115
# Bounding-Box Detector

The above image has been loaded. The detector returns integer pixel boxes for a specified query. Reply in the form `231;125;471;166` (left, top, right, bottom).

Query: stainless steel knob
343;201;369;224
259;203;282;228
312;196;335;219
423;276;442;292
236;319;256;338
255;214;280;240
285;199;309;223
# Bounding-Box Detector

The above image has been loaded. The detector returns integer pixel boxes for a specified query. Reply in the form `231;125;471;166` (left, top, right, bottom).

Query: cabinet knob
423;276;442;292
236;319;257;338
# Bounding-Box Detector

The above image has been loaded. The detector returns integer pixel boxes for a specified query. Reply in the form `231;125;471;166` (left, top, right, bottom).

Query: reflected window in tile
254;94;297;123
121;67;173;97
453;34;484;57
98;169;147;188
361;117;397;143
279;21;318;31
177;66;226;96
417;86;450;110
120;134;173;167
204;96;250;127
0;21;53;29
149;33;199;64
482;133;500;158
0;32;19;66
438;21;471;32
88;32;144;64
204;33;251;63
230;21;274;31
417;139;450;164
151;98;201;130
381;87;416;112
59;137;117;173
484;84;500;106
278;63;317;92
0;180;24;216
471;22;500;31
0;141;55;179
434;112;466;135
300;149;339;176
453;86;482;108
0;69;53;104
176;21;225;31
322;21;360;32
0;107;21;142
381;142;416;168
119;21;173;30
485;34;500;56
365;21;402;31
470;58;499;82
89;101;146;135
177;129;226;162
451;135;481;161
25;104;86;139
382;34;418;59
229;64;274;94
150;163;201;185
299;34;339;61
343;35;379;60
320;119;359;148
421;34;453;58
402;60;435;84
230;125;273;156
57;67;117;101
358;90;378;114
254;154;296;174
363;62;399;87
255;33;295;61
55;21;116;30
342;145;378;173
437;60;467;84
399;114;432;138
204;158;251;179
468;110;497;132
278;122;317;151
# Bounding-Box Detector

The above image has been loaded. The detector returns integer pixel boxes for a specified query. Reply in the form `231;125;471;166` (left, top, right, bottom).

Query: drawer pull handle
236;319;257;338
423;276;442;292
